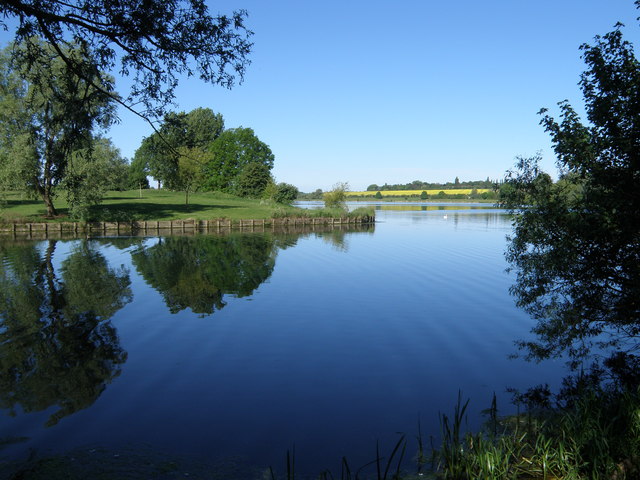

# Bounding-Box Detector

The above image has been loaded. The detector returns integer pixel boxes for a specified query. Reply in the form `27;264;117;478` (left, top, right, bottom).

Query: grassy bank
0;190;374;223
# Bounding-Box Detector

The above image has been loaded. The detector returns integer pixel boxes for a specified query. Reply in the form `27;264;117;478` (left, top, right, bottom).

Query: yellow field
346;189;491;196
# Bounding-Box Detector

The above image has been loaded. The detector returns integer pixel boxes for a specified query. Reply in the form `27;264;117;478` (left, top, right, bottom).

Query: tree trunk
42;189;58;217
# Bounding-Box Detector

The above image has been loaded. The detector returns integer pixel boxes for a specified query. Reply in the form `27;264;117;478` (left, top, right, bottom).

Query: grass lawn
0;189;308;222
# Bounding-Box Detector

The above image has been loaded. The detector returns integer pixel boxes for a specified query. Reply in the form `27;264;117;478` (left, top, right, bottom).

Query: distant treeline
366;177;497;191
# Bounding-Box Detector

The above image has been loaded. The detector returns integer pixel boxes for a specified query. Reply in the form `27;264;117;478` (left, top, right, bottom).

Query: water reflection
0;240;132;426
130;234;282;315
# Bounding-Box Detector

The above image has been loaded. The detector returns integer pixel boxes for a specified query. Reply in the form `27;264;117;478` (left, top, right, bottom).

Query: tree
420;190;428;200
128;153;150;195
269;182;299;204
204;127;275;192
375;191;383;199
234;162;272;197
175;146;210;205
0;40;116;217
132;108;224;189
323;181;349;209
0;0;252;121
500;18;640;368
62;137;128;219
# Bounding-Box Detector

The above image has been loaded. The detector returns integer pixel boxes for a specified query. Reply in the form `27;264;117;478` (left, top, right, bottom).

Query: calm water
0;203;565;475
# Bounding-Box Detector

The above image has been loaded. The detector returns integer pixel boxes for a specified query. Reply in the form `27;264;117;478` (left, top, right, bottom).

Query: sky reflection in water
0;204;565;474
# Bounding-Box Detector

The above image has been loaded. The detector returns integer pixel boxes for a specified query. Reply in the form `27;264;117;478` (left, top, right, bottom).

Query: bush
273;182;299;204
323;181;349;209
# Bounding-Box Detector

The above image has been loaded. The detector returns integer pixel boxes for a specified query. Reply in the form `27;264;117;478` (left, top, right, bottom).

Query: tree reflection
0;239;132;426
131;234;281;315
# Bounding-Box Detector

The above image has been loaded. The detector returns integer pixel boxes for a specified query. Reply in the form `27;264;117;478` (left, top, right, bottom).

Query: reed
430;385;640;480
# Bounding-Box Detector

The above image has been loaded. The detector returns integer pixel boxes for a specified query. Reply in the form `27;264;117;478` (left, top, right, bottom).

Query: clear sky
3;1;639;192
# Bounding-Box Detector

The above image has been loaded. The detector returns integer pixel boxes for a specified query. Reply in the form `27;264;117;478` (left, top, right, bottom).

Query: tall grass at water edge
4;385;638;479
266;385;640;480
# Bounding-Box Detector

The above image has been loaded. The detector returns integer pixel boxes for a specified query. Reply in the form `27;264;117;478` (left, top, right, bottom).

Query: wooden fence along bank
0;215;376;239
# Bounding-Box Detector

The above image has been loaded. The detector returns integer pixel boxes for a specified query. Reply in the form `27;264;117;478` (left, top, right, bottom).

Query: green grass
0;190;374;223
431;385;640;480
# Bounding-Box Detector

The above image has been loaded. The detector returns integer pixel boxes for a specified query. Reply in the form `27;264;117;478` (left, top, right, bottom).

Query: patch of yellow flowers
346;189;491;196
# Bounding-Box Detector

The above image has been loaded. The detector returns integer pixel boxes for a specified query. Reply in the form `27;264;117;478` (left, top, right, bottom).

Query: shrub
323;181;349;209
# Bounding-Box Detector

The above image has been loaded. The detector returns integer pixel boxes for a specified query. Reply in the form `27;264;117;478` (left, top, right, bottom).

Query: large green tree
0;40;116;217
500;16;640;369
133;107;224;189
204;127;275;194
63;137;129;218
0;0;252;121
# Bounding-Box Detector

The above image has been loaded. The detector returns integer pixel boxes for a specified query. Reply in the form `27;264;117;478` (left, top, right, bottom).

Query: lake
0;203;566;477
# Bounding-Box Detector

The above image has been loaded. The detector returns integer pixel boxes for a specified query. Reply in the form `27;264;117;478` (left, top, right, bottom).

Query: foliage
133;108;224;189
0;239;131;426
323;181;349;209
0;0;252;120
433;384;640;480
62;138;129;219
296;188;324;200
271;182;300;204
128;154;150;191
500;19;640;367
233;161;272;197
0;40;116;217
204;127;275;193
262;179;300;205
367;178;496;192
175;146;211;205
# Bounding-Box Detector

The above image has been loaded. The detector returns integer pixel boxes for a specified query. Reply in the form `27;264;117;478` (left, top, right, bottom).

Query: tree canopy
133;107;224;189
204;127;275;194
0;39;116;217
500;18;640;370
0;0;253;120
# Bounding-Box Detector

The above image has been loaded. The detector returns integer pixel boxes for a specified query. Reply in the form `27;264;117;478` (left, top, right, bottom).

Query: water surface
0;203;565;475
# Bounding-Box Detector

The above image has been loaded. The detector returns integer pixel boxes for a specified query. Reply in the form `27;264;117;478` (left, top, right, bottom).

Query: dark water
0;204;565;475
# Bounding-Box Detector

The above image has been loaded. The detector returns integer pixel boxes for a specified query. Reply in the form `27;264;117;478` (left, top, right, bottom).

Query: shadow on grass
3;199;42;207
89;202;240;220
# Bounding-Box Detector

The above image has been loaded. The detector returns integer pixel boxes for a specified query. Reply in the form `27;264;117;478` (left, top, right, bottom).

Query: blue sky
3;1;639;191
